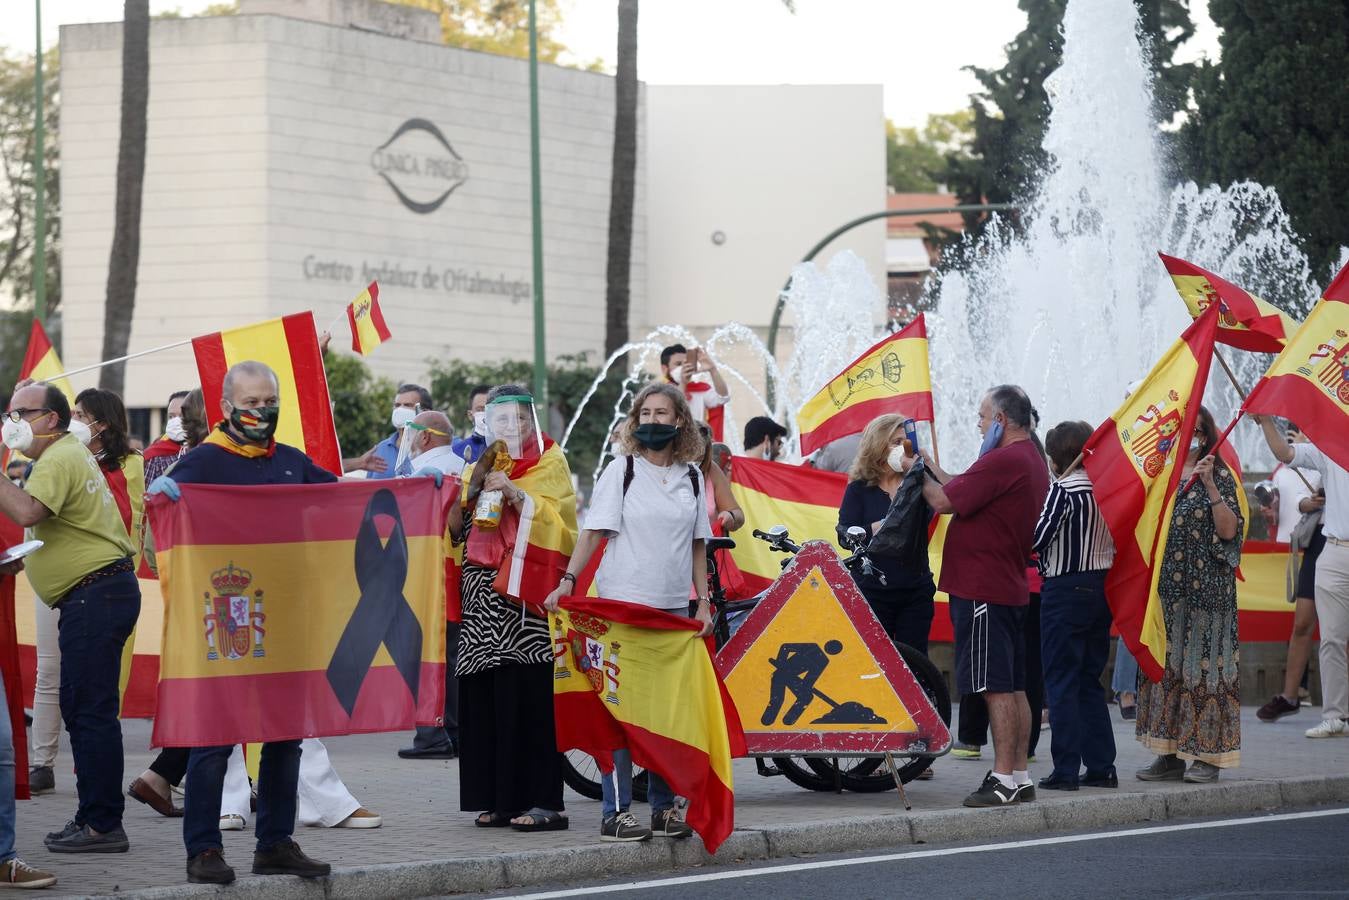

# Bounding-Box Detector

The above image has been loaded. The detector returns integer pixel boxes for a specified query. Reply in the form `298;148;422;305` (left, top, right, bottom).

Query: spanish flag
192;312;343;476
16;319;73;400
727;457;848;595
1083;304;1220;681
551;597;746;853
1161;253;1299;354
147;479;452;747
346;281;392;356
1242;261;1349;471
797;315;933;456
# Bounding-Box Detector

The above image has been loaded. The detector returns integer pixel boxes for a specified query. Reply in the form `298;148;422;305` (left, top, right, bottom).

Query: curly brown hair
619;383;705;464
849;414;906;486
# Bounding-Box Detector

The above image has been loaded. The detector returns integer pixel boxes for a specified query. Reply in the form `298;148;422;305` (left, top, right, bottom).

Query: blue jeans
1111;636;1140;696
56;568;140;833
183;740;302;857
600;749;675;821
1040;571;1116;781
0;669;15;863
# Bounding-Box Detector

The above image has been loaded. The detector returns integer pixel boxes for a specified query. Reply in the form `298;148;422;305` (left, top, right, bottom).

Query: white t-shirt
1290;443;1348;541
1272;463;1321;542
586;455;714;611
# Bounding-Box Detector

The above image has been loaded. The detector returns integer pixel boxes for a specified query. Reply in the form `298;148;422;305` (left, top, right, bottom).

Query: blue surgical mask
979;419;1004;458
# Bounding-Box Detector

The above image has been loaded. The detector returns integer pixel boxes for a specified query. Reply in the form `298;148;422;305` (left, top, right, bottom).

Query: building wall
59;9;642;410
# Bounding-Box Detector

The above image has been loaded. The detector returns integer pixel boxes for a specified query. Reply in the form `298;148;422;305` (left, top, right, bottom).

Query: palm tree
99;0;149;394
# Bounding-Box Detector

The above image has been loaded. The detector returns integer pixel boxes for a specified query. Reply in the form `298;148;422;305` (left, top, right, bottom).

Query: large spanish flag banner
797;314;933;456
1083;305;1220;682
347;281;392;356
551;597;746;853
192;312;343;475
1242;262;1349;471
1162;252;1299;353
147;479;451;747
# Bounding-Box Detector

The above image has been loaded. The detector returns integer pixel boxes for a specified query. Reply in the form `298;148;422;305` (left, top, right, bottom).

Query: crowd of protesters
0;337;1344;888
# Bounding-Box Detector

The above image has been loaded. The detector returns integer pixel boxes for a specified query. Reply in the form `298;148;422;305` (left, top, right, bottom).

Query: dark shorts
950;595;1026;695
1296;525;1325;601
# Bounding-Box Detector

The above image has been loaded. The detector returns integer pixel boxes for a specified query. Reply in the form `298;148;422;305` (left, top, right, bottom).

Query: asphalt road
473;806;1349;900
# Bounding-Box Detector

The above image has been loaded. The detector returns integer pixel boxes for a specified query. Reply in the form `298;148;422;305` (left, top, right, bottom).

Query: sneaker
186;848;236;885
0;857;57;889
962;771;1019;808
1135;754;1185;782
1305;718;1347;739
252;840;330;878
600;810;651;842
1184;760;1221;783
950;742;983;760
219;814;246;831
1015;782;1036;803
45;824;129;854
334;808;382;829
650;808;692;839
42;821;80;845
1256;694;1300;722
27;767;54;796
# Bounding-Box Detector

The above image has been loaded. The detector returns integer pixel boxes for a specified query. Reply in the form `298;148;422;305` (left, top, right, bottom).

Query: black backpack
621;454;700;500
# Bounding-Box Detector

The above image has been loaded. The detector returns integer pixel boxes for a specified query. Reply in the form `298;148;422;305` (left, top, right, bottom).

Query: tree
603;0;638;357
389;0;572;63
0;48;60;314
946;0;1195;233
99;0;150;395
1182;1;1349;277
887;111;973;192
323;352;398;455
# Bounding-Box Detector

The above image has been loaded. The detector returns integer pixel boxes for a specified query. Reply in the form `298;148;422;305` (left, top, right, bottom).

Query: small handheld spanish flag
346;281;392;356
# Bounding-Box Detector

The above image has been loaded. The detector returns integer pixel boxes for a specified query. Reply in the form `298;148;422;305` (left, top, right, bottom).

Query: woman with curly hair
545;383;712;843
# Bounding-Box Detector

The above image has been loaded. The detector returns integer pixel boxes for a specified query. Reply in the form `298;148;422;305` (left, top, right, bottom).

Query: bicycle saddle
707;536;737;553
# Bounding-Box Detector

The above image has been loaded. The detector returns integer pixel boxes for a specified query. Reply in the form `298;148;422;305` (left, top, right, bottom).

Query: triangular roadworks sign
716;541;951;755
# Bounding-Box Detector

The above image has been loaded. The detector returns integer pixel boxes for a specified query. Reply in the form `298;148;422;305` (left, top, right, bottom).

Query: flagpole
44;338;193;381
1180;411;1244;493
33;0;47;324
1214;350;1247;398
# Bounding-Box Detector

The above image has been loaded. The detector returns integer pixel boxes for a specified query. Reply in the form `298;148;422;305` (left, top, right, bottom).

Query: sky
1;0;1221;128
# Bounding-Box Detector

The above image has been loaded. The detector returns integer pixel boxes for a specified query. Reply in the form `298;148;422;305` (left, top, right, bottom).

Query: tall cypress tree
1183;1;1349;277
947;0;1195;233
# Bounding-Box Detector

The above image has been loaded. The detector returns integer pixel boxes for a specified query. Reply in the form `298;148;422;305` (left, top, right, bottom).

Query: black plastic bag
865;458;931;568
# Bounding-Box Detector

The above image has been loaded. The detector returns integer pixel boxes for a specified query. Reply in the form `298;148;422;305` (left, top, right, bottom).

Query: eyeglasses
4;408;50;423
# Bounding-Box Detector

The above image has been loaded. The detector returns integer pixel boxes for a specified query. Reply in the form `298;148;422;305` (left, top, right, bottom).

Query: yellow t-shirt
23;433;136;604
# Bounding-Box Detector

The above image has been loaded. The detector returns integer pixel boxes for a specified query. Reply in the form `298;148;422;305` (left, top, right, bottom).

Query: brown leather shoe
128;777;183;818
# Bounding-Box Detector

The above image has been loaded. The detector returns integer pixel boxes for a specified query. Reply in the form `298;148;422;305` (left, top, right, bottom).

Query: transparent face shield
485;394;543;462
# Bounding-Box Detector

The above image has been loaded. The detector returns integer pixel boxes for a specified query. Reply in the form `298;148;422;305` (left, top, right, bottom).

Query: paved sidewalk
16;707;1349;898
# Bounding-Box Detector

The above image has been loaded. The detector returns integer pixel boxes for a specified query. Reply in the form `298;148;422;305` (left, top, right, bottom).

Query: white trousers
31;595;61;769
1314;542;1349;720
221;738;360;827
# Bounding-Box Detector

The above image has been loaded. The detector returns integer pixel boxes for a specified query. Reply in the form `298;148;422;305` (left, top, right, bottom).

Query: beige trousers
1314;542;1349;721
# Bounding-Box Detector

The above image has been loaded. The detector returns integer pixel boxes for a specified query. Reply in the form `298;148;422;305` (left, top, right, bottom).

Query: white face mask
1;419;33;452
68;420;94;447
610;440;624;458
473;411;488;437
165;416;187;443
1189;438;1204;455
887;444;907;473
669;365;685;386
391;406;416;430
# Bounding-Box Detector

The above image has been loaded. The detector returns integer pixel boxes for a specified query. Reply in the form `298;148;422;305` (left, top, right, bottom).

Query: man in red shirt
921;385;1049;807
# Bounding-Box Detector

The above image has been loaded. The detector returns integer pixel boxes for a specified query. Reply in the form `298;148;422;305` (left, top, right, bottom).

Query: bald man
397;409;463;760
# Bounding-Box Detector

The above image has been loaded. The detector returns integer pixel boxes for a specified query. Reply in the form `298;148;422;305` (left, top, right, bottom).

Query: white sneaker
1305;718;1347;738
219;814;247;830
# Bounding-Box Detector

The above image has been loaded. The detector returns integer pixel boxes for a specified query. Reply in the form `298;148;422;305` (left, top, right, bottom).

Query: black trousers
457;661;563;815
957;593;1044;755
149;746;191;787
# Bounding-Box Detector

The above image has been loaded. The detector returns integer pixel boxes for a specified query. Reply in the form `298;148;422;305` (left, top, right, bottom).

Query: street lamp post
527;0;548;411
33;0;47;324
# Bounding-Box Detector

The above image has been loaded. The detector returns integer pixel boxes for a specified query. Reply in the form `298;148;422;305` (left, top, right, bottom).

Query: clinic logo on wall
370;119;470;215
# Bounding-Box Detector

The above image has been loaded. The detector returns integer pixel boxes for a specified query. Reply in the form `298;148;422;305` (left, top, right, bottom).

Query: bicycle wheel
772;756;836;792
560;750;650;802
806;641;953;792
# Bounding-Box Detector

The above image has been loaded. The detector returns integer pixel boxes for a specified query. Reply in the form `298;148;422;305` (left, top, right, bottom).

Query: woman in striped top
1032;421;1117;791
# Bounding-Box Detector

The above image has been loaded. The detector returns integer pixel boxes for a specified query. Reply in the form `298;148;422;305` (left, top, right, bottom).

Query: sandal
474;811;514;828
510;808;569;832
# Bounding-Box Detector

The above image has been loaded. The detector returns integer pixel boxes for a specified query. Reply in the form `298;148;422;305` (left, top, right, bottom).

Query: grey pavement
15;706;1349;898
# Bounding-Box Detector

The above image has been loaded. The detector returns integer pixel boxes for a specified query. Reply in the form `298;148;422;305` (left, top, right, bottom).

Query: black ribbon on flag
326;488;423;716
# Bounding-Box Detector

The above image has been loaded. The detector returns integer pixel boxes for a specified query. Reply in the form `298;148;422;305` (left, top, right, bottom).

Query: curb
95;774;1349;899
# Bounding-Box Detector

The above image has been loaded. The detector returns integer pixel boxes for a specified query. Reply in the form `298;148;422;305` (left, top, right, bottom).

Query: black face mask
632;423;678;451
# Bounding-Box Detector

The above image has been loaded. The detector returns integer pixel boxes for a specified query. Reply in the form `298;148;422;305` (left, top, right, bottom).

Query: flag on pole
1160;253;1299;353
1241;262;1349;471
551;596;746;853
147;478;452;747
192;312;343;475
16;319;73;400
1082;305;1221;681
346;282;392;356
796;314;933;456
